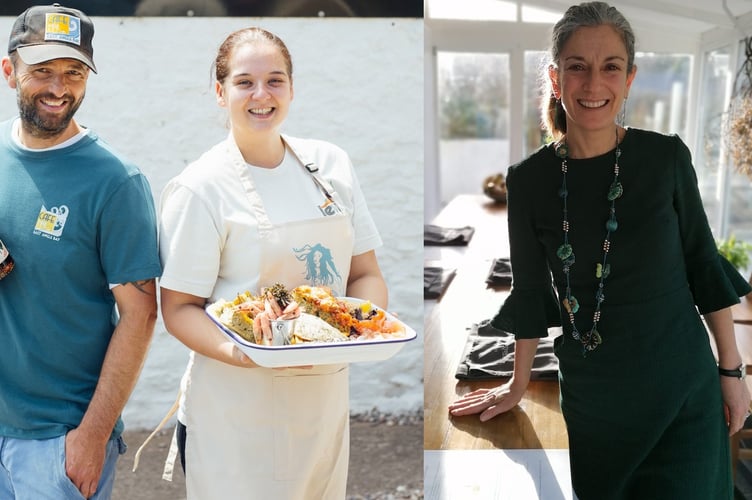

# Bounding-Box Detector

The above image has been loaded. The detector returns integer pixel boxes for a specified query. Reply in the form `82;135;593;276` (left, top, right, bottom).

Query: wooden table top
424;194;568;450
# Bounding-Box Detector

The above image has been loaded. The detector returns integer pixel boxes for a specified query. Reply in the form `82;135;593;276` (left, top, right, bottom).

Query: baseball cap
8;3;97;73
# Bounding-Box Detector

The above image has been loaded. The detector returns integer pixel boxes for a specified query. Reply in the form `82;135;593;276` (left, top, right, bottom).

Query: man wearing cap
0;4;161;499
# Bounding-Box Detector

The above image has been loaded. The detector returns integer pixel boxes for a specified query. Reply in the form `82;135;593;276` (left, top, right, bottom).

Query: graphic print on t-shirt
34;205;69;240
294;243;343;290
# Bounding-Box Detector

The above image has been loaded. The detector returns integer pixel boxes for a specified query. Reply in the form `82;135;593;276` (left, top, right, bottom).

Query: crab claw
279;301;301;320
265;292;284;317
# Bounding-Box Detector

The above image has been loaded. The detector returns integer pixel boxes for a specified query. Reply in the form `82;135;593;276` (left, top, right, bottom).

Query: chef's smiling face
549;24;636;135
216;41;294;136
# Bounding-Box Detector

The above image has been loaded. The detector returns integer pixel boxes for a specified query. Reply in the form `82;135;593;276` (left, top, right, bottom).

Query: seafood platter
205;284;416;367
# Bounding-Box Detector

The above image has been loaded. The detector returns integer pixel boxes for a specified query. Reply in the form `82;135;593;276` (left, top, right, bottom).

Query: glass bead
607;181;623;201
595;264;611;280
563;296;579;313
592;329;602;344
582;329;602;350
605;218;618;232
556;244;573;260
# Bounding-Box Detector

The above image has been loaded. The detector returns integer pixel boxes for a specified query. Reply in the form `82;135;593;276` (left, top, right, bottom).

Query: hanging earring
618;97;627;128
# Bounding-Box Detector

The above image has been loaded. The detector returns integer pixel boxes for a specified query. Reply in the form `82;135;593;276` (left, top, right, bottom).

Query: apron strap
282;134;343;208
226;136;274;235
162;426;180;482
132;389;181;475
227;133;347;236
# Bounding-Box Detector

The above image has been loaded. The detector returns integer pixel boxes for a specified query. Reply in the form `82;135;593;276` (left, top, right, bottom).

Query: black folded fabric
424;224;475;246
424;265;456;300
455;319;559;380
485;258;512;287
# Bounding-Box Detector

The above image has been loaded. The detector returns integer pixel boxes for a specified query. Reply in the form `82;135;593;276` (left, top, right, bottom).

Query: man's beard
17;90;84;139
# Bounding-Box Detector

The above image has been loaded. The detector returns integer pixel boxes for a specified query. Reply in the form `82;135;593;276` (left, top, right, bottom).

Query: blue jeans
0;433;126;499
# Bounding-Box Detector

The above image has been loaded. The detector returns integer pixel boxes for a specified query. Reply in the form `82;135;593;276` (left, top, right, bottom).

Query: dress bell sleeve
672;136;752;313
490;162;562;339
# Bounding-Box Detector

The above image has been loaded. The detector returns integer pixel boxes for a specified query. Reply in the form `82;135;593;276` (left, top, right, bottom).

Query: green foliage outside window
438;53;508;139
717;234;752;270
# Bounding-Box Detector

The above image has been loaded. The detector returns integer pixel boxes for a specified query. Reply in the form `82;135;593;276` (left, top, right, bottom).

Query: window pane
523;50;548;157
436;51;510;204
680;43;752;273
727;40;752;244
697;46;732;234
626;53;691;136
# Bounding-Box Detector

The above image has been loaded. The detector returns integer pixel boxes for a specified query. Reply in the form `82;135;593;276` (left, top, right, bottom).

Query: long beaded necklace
555;128;623;354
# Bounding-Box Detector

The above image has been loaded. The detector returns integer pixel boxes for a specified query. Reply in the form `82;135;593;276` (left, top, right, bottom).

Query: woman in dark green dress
449;2;752;499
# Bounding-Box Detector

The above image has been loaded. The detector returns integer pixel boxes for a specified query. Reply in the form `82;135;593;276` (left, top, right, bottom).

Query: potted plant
717;234;752;272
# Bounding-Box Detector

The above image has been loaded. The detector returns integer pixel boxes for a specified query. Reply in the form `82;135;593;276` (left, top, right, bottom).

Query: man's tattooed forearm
126;278;156;295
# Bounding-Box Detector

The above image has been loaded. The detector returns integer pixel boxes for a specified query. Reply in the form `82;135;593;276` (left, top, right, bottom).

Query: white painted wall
0;16;424;429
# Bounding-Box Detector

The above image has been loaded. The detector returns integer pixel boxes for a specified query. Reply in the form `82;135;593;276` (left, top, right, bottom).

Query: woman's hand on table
448;379;526;422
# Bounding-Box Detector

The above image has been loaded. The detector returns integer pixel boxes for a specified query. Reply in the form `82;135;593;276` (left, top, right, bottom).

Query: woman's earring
618;97;627;127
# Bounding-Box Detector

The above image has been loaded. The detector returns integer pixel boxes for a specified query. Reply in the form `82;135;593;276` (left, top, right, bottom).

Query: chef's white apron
183;137;354;500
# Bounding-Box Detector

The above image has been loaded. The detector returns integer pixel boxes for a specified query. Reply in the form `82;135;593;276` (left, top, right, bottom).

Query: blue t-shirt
0;119;162;439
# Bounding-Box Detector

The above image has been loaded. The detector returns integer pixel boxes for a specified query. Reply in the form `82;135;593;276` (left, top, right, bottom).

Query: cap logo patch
44;13;81;46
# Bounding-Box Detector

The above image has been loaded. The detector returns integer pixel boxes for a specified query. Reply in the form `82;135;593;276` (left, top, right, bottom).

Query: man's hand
65;428;107;499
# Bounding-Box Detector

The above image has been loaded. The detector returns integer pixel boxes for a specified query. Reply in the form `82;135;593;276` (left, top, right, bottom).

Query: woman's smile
578;99;608;109
249;107;273;116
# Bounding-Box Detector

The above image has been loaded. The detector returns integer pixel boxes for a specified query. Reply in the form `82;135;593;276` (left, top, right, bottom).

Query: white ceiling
426;0;752;39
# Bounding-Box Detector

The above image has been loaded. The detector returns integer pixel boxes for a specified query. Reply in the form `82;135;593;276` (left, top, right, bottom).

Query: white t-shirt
158;134;382;301
247;148;324;224
11;118;89;150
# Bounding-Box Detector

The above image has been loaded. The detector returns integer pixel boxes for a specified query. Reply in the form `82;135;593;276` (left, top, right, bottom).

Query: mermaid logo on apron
294;243;343;290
